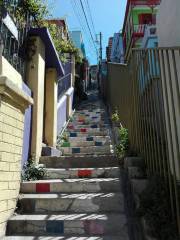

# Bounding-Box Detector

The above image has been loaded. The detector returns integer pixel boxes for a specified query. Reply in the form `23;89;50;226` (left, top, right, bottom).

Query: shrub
116;127;129;157
22;155;46;181
111;109;120;123
137;176;179;240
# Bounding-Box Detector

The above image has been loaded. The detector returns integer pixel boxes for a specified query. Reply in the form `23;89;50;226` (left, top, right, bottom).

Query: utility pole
99;32;102;64
98;32;102;92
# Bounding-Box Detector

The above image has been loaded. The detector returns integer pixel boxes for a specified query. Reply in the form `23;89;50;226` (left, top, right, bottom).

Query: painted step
68;135;110;143
7;213;129;237
67;128;109;135
76;109;105;113
60;139;110;148
66;132;109;137
4;235;128;240
67;124;109;130
45;167;120;179
20;178;122;193
60;145;113;155
69;120;109;126
40;155;119;168
18;192;125;213
70;115;102;119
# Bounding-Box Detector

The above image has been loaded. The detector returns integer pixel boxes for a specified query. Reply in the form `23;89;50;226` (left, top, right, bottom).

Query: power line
84;0;96;36
70;0;97;57
79;0;98;54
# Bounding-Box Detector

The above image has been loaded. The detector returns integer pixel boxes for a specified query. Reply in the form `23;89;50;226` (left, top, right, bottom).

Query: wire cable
79;0;98;53
70;0;97;56
84;0;96;36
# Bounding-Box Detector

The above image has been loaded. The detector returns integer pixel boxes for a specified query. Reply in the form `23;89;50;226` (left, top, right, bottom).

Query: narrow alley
1;0;180;239
5;91;130;239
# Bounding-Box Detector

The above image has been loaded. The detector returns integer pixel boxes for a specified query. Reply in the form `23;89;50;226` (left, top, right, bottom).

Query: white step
20;178;122;193
5;235;127;240
18;192;125;213
60;145;114;155
40;155;119;168
7;213;129;237
45;167;120;179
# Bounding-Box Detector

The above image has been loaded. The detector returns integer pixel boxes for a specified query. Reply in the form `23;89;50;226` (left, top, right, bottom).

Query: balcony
133;24;146;38
130;0;161;6
141;25;157;48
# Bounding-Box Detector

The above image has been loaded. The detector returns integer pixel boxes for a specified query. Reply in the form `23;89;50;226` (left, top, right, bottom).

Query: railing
58;73;72;100
133;24;146;37
130;0;161;5
0;0;35;76
108;47;180;234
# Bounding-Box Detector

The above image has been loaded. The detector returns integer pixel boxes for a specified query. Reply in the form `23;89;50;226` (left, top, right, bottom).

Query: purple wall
63;62;71;75
22;82;32;168
57;95;67;135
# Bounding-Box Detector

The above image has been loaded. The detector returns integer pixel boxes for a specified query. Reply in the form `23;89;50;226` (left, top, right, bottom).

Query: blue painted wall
22;82;32;168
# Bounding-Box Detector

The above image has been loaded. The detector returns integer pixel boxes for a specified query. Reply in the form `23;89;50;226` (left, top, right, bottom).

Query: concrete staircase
5;95;130;239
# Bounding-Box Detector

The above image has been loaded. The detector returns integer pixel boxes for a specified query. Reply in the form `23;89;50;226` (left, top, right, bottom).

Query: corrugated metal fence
107;47;180;232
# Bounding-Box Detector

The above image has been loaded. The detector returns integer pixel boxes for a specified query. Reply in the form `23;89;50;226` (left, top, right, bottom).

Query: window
139;14;153;24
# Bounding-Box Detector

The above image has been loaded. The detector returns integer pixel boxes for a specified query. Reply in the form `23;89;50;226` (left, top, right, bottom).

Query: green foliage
116;127;129;157
22;155;46;181
4;0;82;63
43;22;83;63
137;176;179;240
17;0;49;25
111;109;120;123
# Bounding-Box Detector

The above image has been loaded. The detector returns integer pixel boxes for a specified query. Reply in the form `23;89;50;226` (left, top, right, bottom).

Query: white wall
157;0;180;47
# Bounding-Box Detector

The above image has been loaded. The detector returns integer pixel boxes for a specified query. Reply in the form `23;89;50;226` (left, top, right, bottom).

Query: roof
29;27;65;77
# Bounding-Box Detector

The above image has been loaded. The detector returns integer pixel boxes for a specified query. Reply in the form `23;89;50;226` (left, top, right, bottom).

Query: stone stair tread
7;213;128;235
19;192;124;199
60;145;114;156
20;178;122;194
4;235;126;239
21;178;121;183
40;155;119;168
45;167;120;171
68;136;110;141
18;193;125;213
44;167;120;179
8;213;127;221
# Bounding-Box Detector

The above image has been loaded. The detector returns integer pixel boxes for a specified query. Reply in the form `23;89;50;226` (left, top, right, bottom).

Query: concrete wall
44;68;57;147
26;36;45;162
157;0;180;47
0;56;23;89
107;63;130;126
0;76;33;237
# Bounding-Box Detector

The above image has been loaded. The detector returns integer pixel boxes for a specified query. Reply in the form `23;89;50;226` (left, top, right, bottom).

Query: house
110;32;124;63
106;37;113;62
46;18;70;41
122;0;160;60
157;0;180;47
69;30;86;58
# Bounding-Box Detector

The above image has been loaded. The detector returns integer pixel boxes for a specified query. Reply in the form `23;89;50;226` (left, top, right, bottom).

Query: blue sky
48;0;127;64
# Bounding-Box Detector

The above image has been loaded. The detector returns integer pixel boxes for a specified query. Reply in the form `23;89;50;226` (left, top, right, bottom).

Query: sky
48;0;127;65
